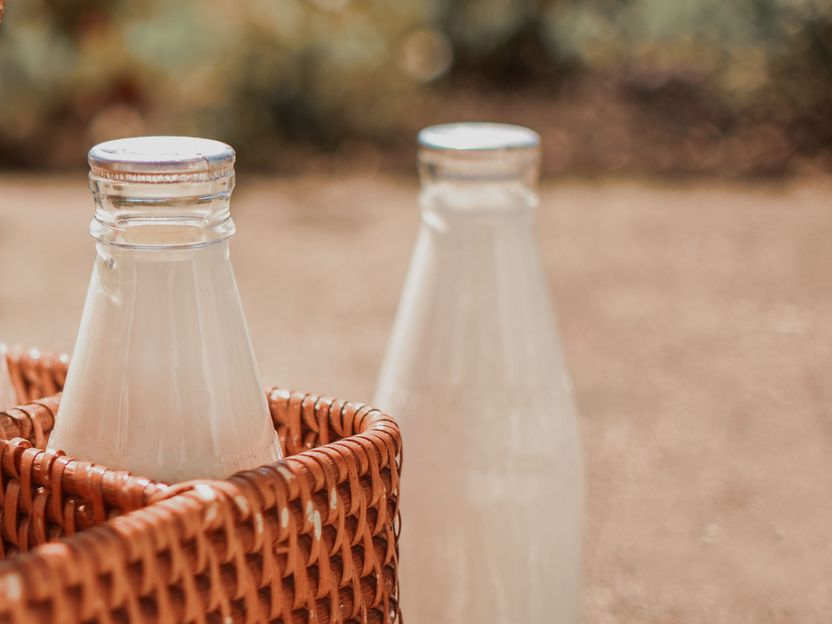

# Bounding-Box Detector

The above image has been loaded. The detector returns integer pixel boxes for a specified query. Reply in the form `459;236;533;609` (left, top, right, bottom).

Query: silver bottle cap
418;123;541;183
88;136;235;183
419;123;540;152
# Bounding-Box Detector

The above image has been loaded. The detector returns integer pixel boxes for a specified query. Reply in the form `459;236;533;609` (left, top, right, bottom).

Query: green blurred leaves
0;0;829;172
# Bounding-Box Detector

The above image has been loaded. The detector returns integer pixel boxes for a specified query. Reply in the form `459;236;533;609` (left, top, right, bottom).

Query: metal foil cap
418;122;540;152
418;122;541;183
88;136;235;183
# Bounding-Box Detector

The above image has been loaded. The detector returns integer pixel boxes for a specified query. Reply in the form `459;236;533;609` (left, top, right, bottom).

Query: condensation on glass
375;123;585;623
49;136;281;483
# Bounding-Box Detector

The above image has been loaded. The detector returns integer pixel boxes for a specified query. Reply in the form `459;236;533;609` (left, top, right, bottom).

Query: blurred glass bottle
49;137;281;483
375;123;584;623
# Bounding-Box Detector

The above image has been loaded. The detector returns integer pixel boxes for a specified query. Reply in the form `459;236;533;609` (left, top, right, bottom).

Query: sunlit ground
2;173;831;622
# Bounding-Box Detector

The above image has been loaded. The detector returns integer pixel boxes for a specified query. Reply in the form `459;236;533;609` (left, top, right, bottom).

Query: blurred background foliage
0;0;830;176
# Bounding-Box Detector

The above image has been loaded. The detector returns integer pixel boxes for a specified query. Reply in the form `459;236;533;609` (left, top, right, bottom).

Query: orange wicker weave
0;349;402;624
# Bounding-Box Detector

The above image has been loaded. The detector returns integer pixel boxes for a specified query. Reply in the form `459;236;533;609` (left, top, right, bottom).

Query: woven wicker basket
0;348;402;624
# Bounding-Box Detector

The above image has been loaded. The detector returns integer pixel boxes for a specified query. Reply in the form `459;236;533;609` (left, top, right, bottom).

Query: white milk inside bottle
49;136;281;483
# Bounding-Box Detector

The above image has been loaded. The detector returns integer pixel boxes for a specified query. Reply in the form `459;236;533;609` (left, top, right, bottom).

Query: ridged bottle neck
417;122;541;219
89;175;236;249
87;136;238;249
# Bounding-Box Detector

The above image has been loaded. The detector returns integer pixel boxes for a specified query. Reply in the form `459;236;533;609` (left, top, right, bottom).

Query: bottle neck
417;128;540;221
95;238;230;265
89;175;235;249
419;180;538;237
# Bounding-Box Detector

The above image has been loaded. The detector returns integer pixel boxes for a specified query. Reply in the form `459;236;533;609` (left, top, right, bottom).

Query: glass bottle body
49;137;281;483
375;124;584;623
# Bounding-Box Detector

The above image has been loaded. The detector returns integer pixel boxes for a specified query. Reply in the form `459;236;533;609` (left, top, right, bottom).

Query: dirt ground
1;173;831;623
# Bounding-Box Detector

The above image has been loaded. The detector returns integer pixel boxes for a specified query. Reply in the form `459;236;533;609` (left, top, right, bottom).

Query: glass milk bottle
375;123;584;623
49;136;281;483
